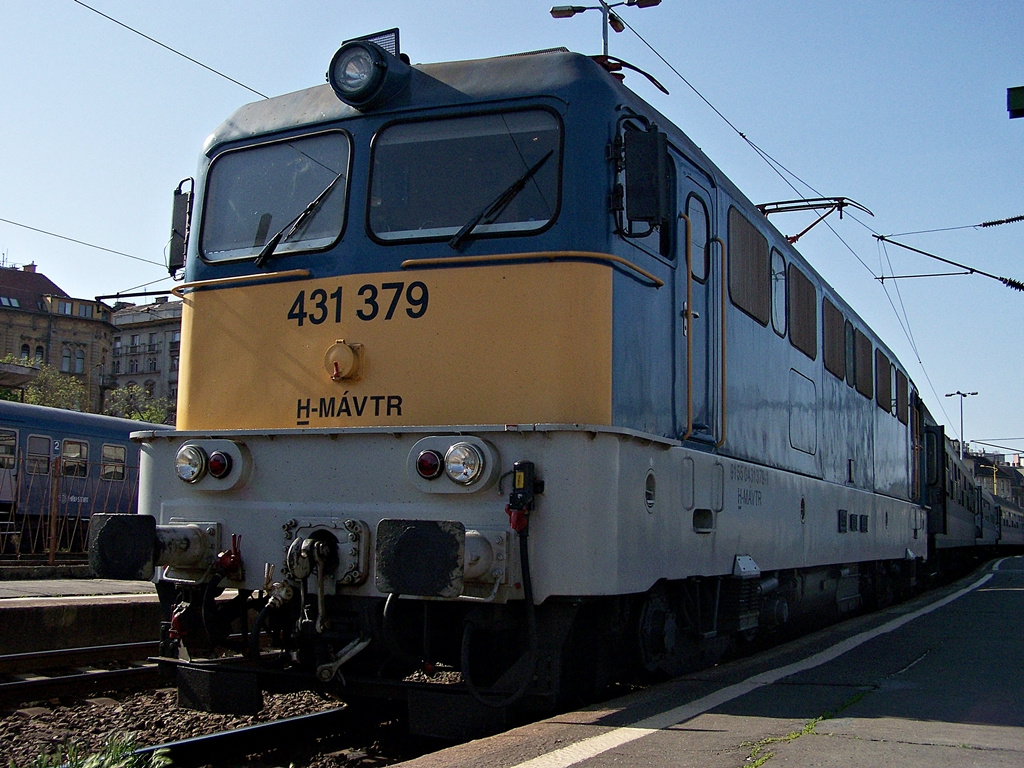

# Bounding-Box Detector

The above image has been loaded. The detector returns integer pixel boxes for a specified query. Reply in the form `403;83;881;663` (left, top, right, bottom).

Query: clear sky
0;1;1021;451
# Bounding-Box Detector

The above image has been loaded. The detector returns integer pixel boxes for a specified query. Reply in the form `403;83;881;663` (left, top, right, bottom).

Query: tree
24;364;88;411
104;382;171;424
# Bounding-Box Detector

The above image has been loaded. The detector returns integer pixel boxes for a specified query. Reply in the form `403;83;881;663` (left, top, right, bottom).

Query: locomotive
89;30;1015;735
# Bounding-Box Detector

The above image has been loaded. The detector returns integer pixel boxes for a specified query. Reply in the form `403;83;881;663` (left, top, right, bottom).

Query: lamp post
944;390;977;460
550;0;661;57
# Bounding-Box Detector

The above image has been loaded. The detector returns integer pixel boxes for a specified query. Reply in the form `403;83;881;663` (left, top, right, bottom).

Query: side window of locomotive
686;194;709;282
369;110;560;243
201;131;350;262
61;439;88;478
853;327;873;399
101;444;127;482
727;208;770;325
27;435;50;475
822;298;845;379
875;349;893;413
770;249;787;337
788;264;816;359
895;370;909;425
0;430;15;470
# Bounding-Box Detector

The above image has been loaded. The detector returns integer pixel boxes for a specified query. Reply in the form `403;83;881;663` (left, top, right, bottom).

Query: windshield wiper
448;150;554;250
254;171;344;267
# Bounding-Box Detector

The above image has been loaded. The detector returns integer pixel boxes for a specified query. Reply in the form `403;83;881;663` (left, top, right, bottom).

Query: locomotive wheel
635;584;701;678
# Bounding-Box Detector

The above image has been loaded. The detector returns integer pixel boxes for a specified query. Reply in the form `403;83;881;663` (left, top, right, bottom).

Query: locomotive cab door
675;163;719;444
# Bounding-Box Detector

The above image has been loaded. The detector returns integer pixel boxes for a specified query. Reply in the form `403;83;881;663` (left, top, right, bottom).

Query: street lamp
944;390;978;460
550;0;661;57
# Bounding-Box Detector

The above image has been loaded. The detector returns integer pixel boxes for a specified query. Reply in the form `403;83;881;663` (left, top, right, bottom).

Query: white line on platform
509;571;994;768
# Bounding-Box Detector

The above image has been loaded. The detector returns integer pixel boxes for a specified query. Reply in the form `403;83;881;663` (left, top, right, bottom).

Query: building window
114;359;122;374
78;304;93;318
74;349;85;374
1;297;21;307
113;336;122;352
144;380;155;397
128;359;139;374
34;346;44;363
147;357;157;373
61;347;72;373
170;355;179;371
57;300;73;315
20;344;29;359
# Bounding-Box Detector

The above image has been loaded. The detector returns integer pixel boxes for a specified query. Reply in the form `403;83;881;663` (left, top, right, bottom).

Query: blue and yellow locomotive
92;31;981;733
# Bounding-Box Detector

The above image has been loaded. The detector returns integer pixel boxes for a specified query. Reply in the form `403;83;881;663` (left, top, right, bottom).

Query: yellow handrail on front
171;269;312;297
400;250;664;288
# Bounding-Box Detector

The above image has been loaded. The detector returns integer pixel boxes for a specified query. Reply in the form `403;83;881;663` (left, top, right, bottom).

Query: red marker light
208;451;232;479
416;450;443;479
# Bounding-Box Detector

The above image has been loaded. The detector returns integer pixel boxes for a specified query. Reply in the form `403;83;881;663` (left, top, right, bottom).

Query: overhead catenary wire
612;13;967;432
71;0;268;99
0;216;164;268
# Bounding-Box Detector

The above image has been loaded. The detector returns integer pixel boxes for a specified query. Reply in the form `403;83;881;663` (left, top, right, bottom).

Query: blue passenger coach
0;401;166;557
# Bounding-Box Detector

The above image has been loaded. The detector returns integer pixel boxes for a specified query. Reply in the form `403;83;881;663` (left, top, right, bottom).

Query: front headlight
445;442;485;485
175;445;208;483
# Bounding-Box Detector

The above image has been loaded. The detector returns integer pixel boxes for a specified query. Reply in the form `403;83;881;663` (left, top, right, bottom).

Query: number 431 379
287;281;429;326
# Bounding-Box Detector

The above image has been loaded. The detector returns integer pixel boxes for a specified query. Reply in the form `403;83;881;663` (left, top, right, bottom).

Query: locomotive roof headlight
445;442;485;485
327;40;410;110
175;445;208;484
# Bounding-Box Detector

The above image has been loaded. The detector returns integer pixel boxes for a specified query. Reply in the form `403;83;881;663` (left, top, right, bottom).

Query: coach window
686;194;709;282
822;298;845;379
0;431;15;470
201;131;350;263
770;249;787;337
369;110;560;243
875;349;893;413
788;264;816;359
27;435;50;475
62;440;88;478
728;208;770;325
101;444;126;482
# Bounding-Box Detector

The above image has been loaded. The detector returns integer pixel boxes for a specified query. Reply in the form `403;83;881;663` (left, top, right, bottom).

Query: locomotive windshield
201;131;350;262
369;110;560;242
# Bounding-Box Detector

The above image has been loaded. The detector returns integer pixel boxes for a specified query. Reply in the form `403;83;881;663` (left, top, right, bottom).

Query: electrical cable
70;0;268;99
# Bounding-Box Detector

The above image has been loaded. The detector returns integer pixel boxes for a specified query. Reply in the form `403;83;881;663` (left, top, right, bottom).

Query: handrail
171;269;311;297
400;251;663;288
712;237;727;448
679;214;694;441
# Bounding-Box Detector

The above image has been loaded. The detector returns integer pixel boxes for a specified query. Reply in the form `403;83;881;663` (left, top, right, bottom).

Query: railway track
132;706;360;768
0;641;163;707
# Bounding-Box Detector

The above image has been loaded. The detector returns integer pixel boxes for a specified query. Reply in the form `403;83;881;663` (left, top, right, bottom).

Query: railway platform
400;556;1024;768
0;577;158;654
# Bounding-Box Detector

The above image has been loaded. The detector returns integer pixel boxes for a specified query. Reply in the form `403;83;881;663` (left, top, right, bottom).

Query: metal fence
0;455;142;562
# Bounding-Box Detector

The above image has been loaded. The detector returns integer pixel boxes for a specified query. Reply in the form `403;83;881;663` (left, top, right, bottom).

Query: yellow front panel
177;260;613;430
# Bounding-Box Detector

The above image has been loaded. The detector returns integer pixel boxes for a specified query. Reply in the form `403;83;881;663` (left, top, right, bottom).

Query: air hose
461;519;539;708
